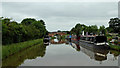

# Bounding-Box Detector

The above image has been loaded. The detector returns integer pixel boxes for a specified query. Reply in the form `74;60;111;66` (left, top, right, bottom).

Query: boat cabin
80;35;107;45
94;36;107;45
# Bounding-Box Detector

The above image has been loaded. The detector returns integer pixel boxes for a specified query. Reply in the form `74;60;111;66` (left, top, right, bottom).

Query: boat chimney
82;31;84;36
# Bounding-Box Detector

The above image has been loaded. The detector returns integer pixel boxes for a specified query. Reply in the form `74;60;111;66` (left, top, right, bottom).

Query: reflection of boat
80;44;109;62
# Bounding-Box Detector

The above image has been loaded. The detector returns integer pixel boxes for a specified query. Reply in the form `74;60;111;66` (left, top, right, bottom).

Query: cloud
2;0;119;2
2;2;118;31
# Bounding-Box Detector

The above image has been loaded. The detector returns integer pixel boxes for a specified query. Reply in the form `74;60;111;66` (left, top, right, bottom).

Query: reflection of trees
110;50;120;57
2;44;46;68
76;48;80;52
109;50;120;61
69;40;80;52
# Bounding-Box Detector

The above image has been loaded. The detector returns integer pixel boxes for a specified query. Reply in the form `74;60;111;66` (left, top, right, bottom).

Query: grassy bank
2;39;43;59
109;43;120;51
2;43;46;67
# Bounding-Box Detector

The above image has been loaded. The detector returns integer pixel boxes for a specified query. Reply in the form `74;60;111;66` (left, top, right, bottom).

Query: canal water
2;39;120;67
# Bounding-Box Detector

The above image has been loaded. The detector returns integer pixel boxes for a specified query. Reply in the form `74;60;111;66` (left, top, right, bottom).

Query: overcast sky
1;0;119;2
2;1;118;32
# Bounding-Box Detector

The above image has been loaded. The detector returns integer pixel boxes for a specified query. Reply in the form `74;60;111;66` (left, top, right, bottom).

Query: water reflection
80;46;108;63
70;40;109;63
68;39;120;65
2;44;46;68
51;38;120;63
50;39;66;44
2;39;120;67
109;50;120;60
69;41;80;52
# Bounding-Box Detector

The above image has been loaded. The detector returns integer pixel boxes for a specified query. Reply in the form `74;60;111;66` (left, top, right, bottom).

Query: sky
1;0;119;2
1;0;119;32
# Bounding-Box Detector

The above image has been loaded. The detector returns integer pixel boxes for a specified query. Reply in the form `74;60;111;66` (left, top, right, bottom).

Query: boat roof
81;35;96;37
81;35;107;38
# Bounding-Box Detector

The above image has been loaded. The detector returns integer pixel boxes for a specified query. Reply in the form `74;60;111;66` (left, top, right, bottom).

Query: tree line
107;18;120;34
1;17;48;45
70;18;120;36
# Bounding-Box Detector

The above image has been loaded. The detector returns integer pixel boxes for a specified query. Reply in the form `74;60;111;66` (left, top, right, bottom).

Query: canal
2;39;120;67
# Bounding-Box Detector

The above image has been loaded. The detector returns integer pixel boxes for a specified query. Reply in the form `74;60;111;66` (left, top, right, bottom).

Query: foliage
109;43;120;50
70;18;120;36
21;18;36;25
2;17;48;45
99;25;107;35
51;37;56;39
70;23;99;36
108;18;120;34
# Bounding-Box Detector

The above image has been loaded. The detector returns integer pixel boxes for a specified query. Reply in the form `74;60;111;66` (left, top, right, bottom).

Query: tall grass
108;42;120;51
2;39;43;59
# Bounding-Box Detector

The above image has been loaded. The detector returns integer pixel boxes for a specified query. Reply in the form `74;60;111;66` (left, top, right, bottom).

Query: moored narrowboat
43;35;50;45
80;35;108;46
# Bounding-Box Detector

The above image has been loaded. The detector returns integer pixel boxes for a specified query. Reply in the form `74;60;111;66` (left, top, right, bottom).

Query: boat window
95;36;107;43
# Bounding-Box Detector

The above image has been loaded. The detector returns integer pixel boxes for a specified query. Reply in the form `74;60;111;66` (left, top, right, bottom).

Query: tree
2;17;48;45
39;20;45;25
21;18;36;26
87;25;98;35
108;18;120;34
99;25;107;35
57;30;61;32
70;23;98;36
32;20;47;37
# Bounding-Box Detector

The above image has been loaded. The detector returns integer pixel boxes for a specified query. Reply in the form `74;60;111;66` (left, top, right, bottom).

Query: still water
2;39;120;67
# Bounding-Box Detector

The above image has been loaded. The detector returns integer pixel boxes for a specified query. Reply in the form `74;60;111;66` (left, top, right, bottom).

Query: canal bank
2;39;43;59
2;43;46;68
108;42;120;51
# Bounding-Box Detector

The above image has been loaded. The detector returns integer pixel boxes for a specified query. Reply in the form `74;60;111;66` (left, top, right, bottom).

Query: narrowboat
80;35;108;46
43;35;50;45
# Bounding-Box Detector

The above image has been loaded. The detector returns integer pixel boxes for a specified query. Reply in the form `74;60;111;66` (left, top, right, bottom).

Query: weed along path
2;39;43;60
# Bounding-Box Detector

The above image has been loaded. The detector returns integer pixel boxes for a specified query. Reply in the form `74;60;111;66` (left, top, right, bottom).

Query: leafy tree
108;18;120;34
21;18;36;26
99;25;106;35
70;23;98;36
2;17;48;45
57;30;61;32
39;20;45;25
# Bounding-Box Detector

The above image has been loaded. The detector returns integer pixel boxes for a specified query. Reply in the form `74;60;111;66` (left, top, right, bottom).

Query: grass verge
2;39;43;59
109;43;120;51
